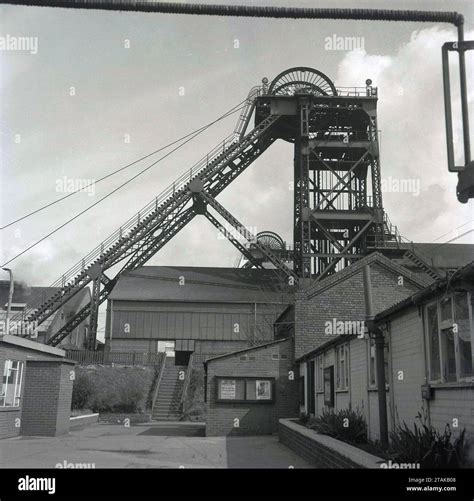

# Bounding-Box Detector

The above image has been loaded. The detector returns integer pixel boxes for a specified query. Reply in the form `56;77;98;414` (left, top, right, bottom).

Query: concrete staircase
152;357;186;421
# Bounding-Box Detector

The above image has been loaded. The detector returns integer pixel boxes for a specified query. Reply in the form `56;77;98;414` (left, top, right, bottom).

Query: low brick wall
70;413;99;429
279;419;382;469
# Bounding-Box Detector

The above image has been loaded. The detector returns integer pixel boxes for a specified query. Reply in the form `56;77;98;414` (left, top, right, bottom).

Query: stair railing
150;352;167;417
180;352;195;416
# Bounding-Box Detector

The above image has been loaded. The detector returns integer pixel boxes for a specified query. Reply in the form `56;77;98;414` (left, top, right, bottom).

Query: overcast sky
1;0;473;292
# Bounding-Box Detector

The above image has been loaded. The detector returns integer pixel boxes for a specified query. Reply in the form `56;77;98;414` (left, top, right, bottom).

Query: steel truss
289;93;387;281
19;114;282;346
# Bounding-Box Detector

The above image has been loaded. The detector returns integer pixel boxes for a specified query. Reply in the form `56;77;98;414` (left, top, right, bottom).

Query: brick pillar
20;360;75;437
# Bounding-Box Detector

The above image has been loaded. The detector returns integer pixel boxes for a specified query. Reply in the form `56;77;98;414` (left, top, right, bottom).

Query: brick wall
279;419;382;468
295;256;425;360
206;338;299;436
20;360;75;437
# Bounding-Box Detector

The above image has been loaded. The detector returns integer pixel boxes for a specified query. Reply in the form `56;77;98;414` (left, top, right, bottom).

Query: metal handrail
11;130;242;318
335;86;377;97
234;86;261;137
180;352;195;411
151;352;167;416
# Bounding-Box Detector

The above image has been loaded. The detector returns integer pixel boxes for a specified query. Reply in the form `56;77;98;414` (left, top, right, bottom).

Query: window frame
0;359;24;408
315;354;324;393
368;333;389;390
426;292;473;384
336;343;350;391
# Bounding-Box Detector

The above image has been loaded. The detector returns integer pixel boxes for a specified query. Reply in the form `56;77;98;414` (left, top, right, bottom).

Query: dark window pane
440;297;453;322
441;328;457;382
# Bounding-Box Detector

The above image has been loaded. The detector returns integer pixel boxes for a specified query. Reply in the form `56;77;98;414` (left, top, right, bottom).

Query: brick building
0;334;75;439
296;256;474;442
205;337;298;435
105;266;291;364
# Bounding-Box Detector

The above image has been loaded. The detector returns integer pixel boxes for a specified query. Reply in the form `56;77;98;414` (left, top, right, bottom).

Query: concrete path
1;422;312;469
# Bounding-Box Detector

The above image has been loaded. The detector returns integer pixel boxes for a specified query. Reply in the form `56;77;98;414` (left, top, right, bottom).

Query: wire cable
1;100;246;230
1;103;245;267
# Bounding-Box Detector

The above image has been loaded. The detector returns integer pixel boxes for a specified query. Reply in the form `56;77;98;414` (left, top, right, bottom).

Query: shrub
389;411;468;468
71;373;94;410
71;366;154;414
308;407;367;444
182;366;206;421
299;412;310;425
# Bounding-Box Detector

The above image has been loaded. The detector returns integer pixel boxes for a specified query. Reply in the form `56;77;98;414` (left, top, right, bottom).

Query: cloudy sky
1;0;473;292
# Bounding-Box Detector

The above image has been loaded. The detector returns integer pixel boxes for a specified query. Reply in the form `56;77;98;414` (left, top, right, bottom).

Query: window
426;292;473;383
368;334;389;388
336;344;349;390
215;377;274;403
1;360;24;407
315;355;324;392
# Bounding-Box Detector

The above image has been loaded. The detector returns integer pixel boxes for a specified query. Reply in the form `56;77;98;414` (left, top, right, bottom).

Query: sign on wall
220;379;236;399
216;377;275;403
256;380;271;400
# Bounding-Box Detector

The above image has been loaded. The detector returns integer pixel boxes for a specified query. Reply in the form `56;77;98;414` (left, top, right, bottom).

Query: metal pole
457;22;471;165
2;268;14;335
363;265;389;449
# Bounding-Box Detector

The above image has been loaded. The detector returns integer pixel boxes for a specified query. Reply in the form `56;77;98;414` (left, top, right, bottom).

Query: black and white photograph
0;0;473;499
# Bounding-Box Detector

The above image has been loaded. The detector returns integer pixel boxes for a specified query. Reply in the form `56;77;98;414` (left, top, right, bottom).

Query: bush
71;366;154;414
182;366;206;421
308;407;367;444
71;373;94;410
389;411;468;468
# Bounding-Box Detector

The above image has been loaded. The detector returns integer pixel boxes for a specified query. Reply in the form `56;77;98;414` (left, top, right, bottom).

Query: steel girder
41;115;280;346
291;96;384;279
198;191;297;282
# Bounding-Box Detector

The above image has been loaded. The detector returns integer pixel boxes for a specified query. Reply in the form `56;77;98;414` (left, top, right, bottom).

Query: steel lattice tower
254;67;394;281
10;66;400;347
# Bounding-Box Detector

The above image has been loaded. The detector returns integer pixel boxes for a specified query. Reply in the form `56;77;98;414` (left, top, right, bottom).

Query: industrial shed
105;266;292;364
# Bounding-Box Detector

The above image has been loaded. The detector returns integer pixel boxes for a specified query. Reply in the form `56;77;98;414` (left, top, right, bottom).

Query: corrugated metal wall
108;301;286;343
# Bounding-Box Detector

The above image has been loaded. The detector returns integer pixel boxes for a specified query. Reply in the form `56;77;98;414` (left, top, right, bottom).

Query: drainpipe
254;302;257;346
363;265;389;449
2;268;14;335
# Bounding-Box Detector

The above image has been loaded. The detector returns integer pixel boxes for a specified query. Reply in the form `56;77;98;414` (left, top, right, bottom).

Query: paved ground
1;422;312;468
